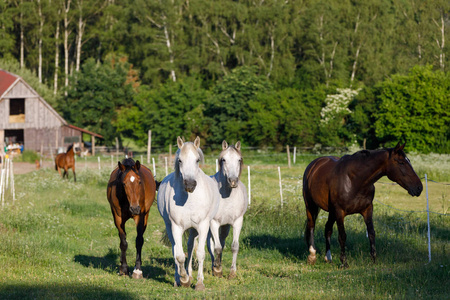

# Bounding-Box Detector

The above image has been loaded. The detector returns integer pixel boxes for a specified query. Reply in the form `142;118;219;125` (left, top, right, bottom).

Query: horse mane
66;144;74;152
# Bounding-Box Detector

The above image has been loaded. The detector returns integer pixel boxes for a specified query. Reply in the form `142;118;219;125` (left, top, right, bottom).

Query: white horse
157;136;220;290
187;140;248;279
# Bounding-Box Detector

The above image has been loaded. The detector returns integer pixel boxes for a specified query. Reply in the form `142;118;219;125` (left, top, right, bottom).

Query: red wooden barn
0;69;102;155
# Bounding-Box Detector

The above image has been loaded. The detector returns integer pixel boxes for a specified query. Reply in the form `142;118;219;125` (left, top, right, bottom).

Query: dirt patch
11;162;38;175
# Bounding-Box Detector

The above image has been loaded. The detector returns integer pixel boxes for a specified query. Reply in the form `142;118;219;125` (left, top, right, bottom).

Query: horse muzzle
227;177;239;188
184;179;197;193
409;184;423;197
129;205;141;215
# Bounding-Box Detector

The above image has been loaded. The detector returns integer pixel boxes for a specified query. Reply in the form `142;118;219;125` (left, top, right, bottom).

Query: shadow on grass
0;284;131;300
74;249;171;284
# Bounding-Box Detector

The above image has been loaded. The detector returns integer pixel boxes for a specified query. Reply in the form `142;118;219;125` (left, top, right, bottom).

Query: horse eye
178;159;182;164
221;158;225;162
197;159;200;163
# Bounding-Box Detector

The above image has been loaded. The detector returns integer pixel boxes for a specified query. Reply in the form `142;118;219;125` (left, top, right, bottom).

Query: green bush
20;150;40;163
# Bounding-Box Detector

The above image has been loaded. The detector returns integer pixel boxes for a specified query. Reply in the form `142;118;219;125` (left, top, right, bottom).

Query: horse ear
400;142;406;151
135;160;141;170
118;161;126;171
235;141;241;151
222;140;228;150
177;136;184;148
194;136;201;149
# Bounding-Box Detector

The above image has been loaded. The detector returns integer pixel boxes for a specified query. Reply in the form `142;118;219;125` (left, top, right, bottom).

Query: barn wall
24;127;61;153
0;99;9;128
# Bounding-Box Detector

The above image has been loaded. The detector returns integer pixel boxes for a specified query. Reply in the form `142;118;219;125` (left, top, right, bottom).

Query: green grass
0;154;448;299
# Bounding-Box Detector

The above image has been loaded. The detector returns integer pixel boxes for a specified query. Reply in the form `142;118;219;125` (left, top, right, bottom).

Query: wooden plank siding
1;69;101;155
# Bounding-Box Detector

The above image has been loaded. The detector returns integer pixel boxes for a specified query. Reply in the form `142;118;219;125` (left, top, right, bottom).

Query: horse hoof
340;262;349;269
180;276;191;288
228;270;236;280
213;267;223;278
307;254;316;265
195;282;205;291
119;269;129;276
324;250;332;263
132;269;143;279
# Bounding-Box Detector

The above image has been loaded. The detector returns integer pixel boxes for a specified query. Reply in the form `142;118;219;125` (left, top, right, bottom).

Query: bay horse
107;158;156;278
157;136;220;290
55;144;76;182
187;140;248;280
303;142;422;267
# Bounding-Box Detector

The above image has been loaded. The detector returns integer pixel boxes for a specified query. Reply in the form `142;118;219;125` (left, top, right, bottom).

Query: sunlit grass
0;153;448;299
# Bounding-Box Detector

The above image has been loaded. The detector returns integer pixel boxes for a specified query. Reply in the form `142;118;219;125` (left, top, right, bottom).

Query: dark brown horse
303;143;422;267
107;158;156;278
55;144;76;182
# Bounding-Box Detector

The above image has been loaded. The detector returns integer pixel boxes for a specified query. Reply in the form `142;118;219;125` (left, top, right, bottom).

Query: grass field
0;152;448;299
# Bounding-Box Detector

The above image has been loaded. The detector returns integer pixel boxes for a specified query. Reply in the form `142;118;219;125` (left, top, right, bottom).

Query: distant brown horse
55;144;76;182
107;158;156;278
303;143;423;267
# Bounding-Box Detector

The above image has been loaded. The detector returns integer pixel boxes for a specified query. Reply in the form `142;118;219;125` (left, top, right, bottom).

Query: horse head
118;159;142;215
386;142;423;197
219;140;243;188
175;136;203;193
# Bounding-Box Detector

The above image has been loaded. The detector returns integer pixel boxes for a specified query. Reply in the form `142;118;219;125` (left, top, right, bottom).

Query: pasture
0;151;448;299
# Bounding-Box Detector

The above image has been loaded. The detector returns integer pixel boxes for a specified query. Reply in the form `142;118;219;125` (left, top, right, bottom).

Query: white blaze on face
130;176;135;183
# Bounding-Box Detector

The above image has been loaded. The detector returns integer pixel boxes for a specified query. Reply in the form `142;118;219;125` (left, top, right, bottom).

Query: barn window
9;98;25;123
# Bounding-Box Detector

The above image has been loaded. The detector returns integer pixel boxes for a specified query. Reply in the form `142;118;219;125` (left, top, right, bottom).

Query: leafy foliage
58;56;136;145
372;66;450;153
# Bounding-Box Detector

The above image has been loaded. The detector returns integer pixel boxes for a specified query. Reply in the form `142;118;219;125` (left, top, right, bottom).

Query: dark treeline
0;0;449;153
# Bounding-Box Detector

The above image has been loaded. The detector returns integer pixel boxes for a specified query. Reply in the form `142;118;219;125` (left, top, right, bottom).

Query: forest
0;0;449;152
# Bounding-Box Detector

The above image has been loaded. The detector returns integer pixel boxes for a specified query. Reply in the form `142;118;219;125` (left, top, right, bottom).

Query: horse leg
187;228;198;282
171;225;190;288
63;167;68;180
209;219;223;277
57;166;63;178
361;204;376;263
194;221;209;291
132;216;147;279
116;221;129;276
72;167;76;182
324;213;336;263
305;202;319;265
229;218;242;279
335;210;348;268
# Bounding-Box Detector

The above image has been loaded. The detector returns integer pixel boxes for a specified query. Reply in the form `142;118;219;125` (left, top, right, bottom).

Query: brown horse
55;144;76;182
107;158;156;278
303;142;423;267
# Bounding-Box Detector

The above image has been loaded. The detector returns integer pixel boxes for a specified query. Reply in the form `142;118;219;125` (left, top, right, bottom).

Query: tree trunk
38;0;44;83
64;0;72;95
20;0;24;68
54;13;60;95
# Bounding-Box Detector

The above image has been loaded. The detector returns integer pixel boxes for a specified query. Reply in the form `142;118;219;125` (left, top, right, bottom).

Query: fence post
98;156;101;171
216;159;219;173
147;130;151;165
10;159;15;201
152;157;156;177
425;174;431;262
287;145;291;168
278;166;283;208
165;157;168;177
293;147;296;164
248;166;251;207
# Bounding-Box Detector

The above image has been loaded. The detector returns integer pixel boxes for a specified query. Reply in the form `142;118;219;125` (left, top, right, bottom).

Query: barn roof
0;68;68;126
65;124;104;138
0;69;20;99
